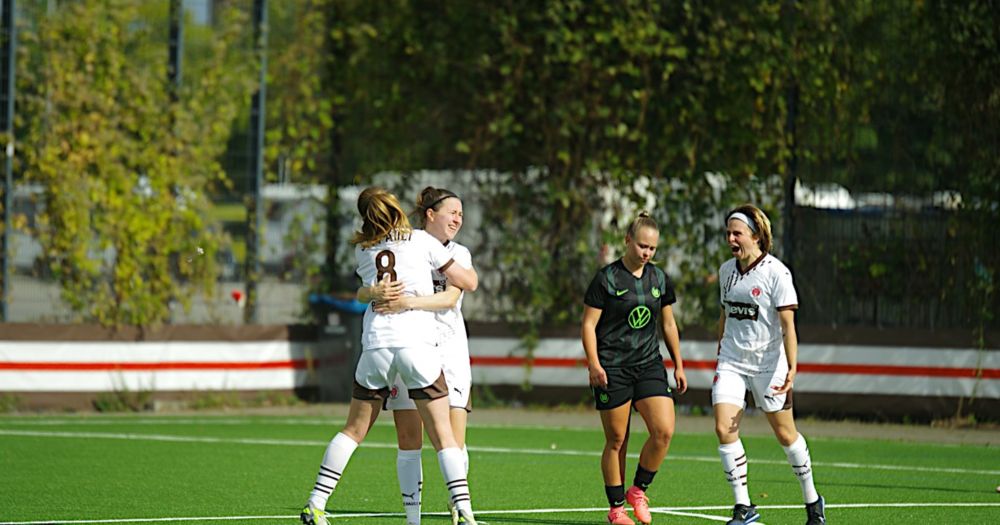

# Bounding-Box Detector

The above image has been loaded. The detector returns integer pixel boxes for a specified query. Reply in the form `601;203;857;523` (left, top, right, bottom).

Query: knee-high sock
397;449;423;525
438;447;474;518
782;433;819;504
718;440;751;506
461;445;469;477
308;433;359;510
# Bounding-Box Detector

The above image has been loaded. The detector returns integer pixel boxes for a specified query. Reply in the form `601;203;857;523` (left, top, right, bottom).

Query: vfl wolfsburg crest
628;306;651;329
599;392;610;403
652;287;661;298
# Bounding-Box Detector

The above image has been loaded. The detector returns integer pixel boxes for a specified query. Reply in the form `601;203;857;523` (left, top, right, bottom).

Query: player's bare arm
581;305;607;388
772;308;798;394
443;262;478;292
374;285;461;314
660;304;687;394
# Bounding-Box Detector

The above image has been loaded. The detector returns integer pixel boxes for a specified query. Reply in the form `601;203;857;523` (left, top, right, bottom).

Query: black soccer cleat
726;503;760;525
805;495;826;524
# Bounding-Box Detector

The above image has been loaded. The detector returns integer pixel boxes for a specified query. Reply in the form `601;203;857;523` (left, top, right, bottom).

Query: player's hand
673;367;688;394
772;368;796;395
589;364;608;388
370;274;404;302
373;296;410;314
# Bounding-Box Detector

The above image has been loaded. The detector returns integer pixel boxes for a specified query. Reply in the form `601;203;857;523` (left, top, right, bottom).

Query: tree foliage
18;0;254;326
11;0;996;331
246;0;1000;330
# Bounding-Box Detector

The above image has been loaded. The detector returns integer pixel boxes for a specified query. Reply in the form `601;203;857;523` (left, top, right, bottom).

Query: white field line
0;417;601;433
3;503;1000;525
1;428;998;477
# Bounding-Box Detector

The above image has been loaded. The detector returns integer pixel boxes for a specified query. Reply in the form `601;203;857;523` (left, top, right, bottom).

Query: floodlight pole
0;0;16;322
244;0;267;324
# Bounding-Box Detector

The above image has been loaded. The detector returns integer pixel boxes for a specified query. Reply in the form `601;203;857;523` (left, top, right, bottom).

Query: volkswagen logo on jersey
725;300;759;321
628;305;651;329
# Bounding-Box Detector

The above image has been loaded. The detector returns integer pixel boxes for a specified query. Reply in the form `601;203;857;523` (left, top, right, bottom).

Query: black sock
605;485;625;507
633;465;657;491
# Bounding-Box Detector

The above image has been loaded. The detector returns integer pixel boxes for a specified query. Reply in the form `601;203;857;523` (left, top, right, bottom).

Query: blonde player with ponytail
581;211;687;525
712;204;826;525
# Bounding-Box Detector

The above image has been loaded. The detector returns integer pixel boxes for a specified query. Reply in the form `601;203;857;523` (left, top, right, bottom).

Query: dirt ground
192;403;1000;447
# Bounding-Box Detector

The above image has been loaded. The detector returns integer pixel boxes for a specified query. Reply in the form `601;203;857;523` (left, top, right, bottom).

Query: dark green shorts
593;358;673;411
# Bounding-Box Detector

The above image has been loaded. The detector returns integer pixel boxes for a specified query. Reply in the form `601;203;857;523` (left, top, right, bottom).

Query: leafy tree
18;0;254;326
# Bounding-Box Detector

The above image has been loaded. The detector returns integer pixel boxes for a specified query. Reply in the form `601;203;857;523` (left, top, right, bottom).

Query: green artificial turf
1;414;997;524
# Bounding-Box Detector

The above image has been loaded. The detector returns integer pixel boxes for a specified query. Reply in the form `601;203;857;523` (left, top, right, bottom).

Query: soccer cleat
805;495;826;524
448;500;460;525
625;486;652;524
725;503;760;525
608;505;636;525
300;505;328;525
457;509;477;525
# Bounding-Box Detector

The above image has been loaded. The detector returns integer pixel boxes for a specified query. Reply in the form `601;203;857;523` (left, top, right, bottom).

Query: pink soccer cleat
608;505;636;525
625;486;652;524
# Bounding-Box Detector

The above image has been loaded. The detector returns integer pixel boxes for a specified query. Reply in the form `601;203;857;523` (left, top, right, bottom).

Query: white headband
727;212;757;233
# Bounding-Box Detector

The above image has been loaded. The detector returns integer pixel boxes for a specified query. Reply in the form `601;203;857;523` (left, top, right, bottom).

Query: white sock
719;440;751;506
397;449;423;525
782;433;819;504
461;445;470;477
307;433;358;510
438;447;474;519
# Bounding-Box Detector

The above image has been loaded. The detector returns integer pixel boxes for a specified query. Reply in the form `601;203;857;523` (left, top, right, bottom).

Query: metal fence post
244;0;268;324
0;0;16;322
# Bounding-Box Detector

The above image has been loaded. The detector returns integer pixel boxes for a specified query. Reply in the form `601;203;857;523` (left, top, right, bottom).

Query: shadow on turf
311;511;594;524
756;476;987;495
425;517;593;525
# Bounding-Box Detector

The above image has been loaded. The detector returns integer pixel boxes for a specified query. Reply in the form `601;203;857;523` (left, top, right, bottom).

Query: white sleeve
354;245;370;285
454;244;473;269
772;265;798;308
419;231;454;270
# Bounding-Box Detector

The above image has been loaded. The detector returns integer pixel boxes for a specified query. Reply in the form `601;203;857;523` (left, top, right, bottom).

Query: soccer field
1;409;998;524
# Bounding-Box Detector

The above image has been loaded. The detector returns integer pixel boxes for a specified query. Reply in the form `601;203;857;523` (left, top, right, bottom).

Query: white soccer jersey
430;240;471;347
356;229;455;350
717;253;798;374
385;238;474;411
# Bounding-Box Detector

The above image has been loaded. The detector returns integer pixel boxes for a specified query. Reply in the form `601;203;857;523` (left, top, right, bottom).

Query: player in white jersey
712;204;826;525
362;187;474;525
300;187;480;525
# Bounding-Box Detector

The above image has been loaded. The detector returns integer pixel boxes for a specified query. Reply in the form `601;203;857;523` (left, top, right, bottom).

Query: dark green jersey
584;259;677;369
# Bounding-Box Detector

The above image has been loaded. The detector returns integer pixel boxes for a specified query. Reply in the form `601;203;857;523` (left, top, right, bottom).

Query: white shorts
354;344;443;392
711;358;790;413
386;339;472;411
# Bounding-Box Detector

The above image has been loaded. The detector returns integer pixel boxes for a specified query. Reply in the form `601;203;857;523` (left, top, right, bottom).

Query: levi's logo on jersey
725;300;759;321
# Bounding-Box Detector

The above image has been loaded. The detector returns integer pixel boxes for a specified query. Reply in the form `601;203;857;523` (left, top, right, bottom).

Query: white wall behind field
1;333;996;400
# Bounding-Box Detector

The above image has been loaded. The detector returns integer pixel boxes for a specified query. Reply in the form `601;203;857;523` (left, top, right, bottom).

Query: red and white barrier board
1;335;997;400
469;338;1000;399
0;340;317;392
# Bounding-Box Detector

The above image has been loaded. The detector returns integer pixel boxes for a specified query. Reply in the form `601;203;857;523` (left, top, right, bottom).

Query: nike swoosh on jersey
615;289;628;296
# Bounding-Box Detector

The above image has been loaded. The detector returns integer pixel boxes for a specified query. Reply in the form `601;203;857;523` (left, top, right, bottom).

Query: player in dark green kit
582;212;688;525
